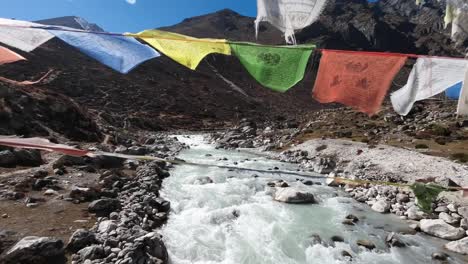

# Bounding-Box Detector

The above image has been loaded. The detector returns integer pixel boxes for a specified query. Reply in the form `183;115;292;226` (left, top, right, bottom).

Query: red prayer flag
0;46;25;65
0;136;89;157
312;50;407;115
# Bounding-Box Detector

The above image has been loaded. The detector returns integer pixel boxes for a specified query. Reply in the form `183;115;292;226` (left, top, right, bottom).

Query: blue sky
0;0;258;33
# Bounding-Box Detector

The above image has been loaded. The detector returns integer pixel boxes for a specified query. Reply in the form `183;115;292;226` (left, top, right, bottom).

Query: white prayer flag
0;18;54;52
255;0;328;44
457;68;468;116
391;57;468;116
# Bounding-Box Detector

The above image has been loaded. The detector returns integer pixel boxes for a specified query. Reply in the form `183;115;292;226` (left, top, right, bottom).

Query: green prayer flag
410;183;447;213
230;42;315;92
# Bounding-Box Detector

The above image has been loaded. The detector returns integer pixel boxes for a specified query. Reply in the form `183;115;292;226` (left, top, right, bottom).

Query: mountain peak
35;16;104;32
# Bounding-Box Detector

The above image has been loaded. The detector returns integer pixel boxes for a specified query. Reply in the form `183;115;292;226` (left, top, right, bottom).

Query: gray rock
457;206;468;219
0;150;17;167
439;212;459;225
371;200;390;213
356;239;375;250
431;252;449;260
69;186;99;202
396;193;410;203
98;220;117;234
273;187;316;204
445;237;468;255
461;219;468;230
67;229;97;253
420;219;466;240
77;245;105;261
88;198;121;217
13;149;43;167
406;205;427;220
1;236;65;264
447;203;458;213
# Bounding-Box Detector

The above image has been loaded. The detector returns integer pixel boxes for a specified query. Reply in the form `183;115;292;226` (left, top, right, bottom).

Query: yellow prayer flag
127;30;231;70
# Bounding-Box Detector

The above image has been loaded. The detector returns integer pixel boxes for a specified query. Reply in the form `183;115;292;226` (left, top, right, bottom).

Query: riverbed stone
88;198;121;217
457;206;468;219
445;237;468;255
371;200;390;213
406;205;427;220
420;219;466;240
273;187;316;204
67;229;97;253
439;212;459;225
1;236;65;264
356;239;375;250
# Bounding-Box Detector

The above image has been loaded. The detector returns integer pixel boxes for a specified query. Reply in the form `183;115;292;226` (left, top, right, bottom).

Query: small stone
342;219;355;226
345;214;359;223
356;239;375;250
460;219;468;230
431;252;449;260
457;206;468;219
439;212;459;225
341;250;353;259
2;213;8;218
396;193;410;203
371;200;390;213
331;235;344;242
26;203;39;208
445;237;468;255
44;189;59;196
447;204;458;213
273;187;316;204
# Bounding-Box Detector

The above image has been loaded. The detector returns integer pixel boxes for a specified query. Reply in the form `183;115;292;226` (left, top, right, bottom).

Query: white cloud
126;0;136;4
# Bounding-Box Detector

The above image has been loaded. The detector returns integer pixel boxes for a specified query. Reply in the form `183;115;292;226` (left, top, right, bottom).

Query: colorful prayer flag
391;58;467;116
255;0;328;44
445;82;462;99
0;46;26;65
129;30;231;70
48;27;160;74
230;42;314;92
0;18;54;52
457;68;468;116
0;136;89;157
313;50;406;115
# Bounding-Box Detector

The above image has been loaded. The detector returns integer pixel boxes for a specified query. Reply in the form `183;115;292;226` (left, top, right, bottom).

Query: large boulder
66;229;96;253
0;236;65;264
88;198;121;217
371;200;390;213
273;187;316;204
0;150;17;167
13;149;43;167
445;237;468;255
420;219;465;240
76;245;105;261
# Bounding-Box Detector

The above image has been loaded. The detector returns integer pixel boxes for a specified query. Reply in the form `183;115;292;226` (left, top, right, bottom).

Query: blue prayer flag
48;28;160;74
445;82;463;99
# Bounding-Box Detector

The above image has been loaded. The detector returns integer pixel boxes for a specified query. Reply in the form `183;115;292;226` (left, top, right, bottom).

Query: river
160;135;464;264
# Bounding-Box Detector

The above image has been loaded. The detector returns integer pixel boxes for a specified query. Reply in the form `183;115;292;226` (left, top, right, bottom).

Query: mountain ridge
0;0;465;140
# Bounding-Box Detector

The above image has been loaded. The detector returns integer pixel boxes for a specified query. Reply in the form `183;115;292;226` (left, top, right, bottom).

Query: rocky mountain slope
0;0;465;139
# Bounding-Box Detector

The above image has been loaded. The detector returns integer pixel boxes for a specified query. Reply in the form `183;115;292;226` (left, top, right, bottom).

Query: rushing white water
161;135;465;264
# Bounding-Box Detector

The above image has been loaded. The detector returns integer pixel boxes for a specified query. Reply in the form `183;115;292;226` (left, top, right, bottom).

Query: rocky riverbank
208;102;468;257
0;134;187;264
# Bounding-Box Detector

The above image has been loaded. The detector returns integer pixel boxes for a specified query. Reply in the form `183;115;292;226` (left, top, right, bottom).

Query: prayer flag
255;0;328;44
391;58;467;116
457;68;468;116
0;18;54;52
313;50;406;115
0;46;26;65
129;30;231;70
48;27;160;74
0;136;89;157
445;82;462;99
230;42;314;92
